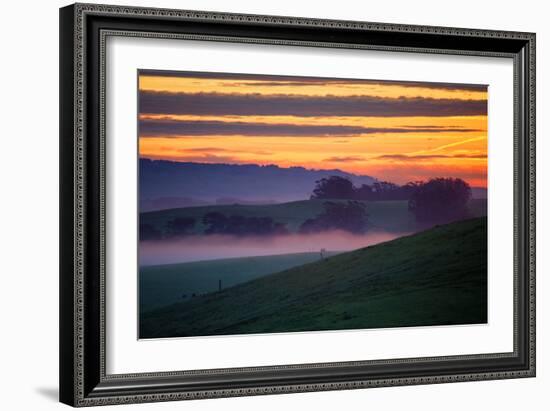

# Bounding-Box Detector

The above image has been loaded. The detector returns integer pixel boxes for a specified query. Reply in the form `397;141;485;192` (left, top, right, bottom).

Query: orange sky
138;71;488;187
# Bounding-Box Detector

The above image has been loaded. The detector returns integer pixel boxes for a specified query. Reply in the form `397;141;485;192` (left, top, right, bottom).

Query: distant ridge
140;159;376;211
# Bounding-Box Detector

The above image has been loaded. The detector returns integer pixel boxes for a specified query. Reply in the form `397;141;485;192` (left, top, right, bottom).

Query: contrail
410;136;486;155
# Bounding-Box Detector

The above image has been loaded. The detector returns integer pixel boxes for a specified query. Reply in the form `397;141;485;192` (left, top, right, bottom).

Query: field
141;198;487;235
140;217;488;339
140;251;340;312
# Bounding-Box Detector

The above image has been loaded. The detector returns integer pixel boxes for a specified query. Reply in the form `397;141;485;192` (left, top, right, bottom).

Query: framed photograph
59;3;535;407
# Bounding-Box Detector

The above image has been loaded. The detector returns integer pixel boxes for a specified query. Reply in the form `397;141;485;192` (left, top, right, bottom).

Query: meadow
140;251;340;312
140;217;488;338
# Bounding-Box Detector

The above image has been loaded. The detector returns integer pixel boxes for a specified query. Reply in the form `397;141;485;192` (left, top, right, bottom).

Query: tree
203;212;228;235
311;176;419;201
310;176;356;200
299;201;369;234
139;223;162;241
408;178;472;225
203;212;288;236
354;184;373;201
165;217;196;237
400;181;423;199
368;181;401;200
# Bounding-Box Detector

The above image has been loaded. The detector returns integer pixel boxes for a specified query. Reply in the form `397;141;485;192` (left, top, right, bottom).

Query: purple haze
139;230;406;266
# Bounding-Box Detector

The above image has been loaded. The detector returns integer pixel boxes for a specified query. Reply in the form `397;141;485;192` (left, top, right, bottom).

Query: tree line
311;175;473;225
140;213;288;240
139;175;473;240
311;176;424;201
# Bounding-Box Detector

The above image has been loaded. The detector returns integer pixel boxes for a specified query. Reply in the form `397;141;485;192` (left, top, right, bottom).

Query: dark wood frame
60;3;536;407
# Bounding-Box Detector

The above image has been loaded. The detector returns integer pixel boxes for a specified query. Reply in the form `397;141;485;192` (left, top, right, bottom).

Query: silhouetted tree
139;223;162;241
203;212;288;236
354;184;373;201
408;178;472;224
165;217;196;237
310;176;356;200
361;181;403;200
203;212;228;235
400;181;424;199
299;201;369;234
372;181;399;194
311;175;420;201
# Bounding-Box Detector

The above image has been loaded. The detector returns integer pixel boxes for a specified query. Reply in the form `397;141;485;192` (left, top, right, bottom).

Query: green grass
140;251;340;312
140;217;488;338
141;198;487;235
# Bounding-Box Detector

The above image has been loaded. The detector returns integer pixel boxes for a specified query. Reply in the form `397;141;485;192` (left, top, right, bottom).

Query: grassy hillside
140;217;488;338
140;251;340;312
140;198;487;235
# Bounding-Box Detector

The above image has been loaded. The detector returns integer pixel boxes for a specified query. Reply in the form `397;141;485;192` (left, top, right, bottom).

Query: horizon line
140;157;488;189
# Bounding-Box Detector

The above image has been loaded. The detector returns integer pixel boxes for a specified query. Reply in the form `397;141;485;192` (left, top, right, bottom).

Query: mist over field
139;230;404;266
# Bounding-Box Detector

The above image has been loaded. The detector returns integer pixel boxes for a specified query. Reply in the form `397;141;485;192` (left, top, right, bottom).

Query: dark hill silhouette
140;159;376;211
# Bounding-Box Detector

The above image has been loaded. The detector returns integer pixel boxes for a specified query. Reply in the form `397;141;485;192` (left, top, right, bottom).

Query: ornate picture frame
59;3;535;407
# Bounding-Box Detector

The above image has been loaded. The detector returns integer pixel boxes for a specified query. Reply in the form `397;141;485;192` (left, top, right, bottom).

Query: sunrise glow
138;71;487;187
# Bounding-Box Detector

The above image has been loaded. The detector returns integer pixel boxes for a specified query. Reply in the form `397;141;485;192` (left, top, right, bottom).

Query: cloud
397;125;470;129
184;147;230;152
139;69;487;92
376;153;487;161
139;118;482;138
323;156;365;162
150;153;240;163
448;153;487;159
180;147;273;156
140;92;487;118
225;81;329;87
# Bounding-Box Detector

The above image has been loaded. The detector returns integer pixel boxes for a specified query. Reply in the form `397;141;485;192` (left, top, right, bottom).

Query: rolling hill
140;198;487;236
140;251;340;312
140;217;488;339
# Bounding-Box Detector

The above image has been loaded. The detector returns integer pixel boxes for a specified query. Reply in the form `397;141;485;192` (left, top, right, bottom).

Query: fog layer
139;230;406;266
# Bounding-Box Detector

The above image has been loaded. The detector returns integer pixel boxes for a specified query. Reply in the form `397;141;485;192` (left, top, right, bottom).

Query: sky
138;70;488;187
